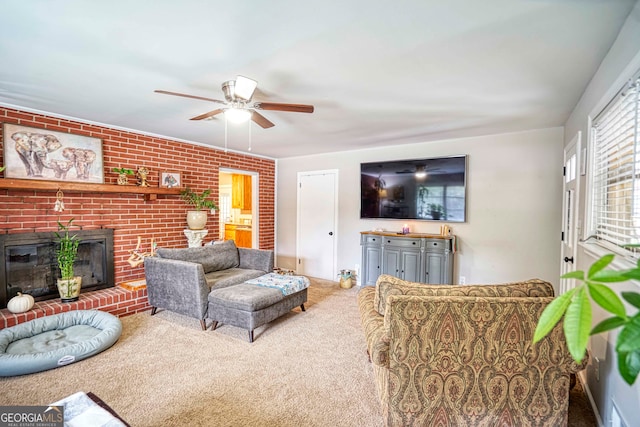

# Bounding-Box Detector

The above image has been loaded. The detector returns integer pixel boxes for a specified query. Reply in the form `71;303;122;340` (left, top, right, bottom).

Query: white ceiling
0;0;635;159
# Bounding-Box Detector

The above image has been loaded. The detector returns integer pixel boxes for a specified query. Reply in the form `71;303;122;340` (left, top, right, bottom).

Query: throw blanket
51;391;128;427
245;273;310;296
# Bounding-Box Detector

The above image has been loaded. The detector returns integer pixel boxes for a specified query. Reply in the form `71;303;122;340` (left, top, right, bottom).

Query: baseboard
578;370;604;427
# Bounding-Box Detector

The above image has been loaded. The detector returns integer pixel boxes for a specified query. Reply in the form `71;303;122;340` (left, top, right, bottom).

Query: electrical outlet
594;356;600;381
459;276;466;285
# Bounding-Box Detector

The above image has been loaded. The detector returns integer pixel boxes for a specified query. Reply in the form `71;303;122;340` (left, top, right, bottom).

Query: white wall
276;127;564;288
563;2;640;425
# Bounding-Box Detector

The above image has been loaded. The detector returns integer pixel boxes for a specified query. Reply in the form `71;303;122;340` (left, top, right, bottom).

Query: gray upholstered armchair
144;241;273;329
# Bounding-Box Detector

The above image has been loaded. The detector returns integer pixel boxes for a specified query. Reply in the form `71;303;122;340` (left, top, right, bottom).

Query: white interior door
297;170;338;280
560;132;581;294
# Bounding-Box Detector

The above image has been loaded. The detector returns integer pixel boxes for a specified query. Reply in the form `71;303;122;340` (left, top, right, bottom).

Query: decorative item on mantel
55;218;81;302
136;167;150;187
113;167;134;185
127;236;156;267
180;187;218;230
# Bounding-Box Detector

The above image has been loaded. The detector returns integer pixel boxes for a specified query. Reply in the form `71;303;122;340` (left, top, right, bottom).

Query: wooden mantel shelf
0;178;181;201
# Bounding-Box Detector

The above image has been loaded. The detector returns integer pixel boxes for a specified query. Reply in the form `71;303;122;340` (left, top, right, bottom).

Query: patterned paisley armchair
358;274;587;427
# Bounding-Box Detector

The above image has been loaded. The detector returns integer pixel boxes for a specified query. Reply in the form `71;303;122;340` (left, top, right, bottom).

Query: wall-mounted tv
360;155;467;222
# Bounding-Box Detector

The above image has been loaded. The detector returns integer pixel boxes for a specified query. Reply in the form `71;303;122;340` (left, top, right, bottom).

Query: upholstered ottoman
207;273;309;342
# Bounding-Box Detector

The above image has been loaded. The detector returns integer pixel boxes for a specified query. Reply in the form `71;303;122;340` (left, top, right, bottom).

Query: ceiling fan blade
253;102;314;113
155;90;226;105
190;109;224;120
251;111;275;128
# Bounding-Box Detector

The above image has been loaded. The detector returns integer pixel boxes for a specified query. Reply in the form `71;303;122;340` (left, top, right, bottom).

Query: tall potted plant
180;187;218;230
55;218;81;302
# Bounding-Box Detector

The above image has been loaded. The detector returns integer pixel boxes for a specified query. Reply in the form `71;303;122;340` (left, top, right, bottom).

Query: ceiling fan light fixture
224;108;252;123
234;75;258;101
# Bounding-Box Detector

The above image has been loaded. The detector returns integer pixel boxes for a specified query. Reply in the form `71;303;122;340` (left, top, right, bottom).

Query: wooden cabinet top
361;230;453;240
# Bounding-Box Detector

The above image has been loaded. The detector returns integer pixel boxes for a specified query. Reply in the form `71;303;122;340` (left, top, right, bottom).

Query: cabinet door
424;251;445;284
400;250;421;282
232;175;252;210
235;229;252;248
382;248;401;277
362;245;382;286
224;225;236;242
242;175;252;210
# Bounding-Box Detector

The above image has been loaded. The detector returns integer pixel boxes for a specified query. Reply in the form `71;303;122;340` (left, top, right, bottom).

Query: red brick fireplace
0;106;275;328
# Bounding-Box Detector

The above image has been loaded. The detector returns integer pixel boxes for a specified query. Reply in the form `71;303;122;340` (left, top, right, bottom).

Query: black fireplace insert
0;229;114;309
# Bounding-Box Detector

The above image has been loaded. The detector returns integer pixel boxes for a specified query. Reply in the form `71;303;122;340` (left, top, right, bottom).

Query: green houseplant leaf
563;287;592;362
590;270;631;282
622;268;640;281
588;254;615;278
591;316;627;335
560;270;585;280
54;218;79;280
180;187;218;211
112;167;134;175
617;350;640;385
533;288;576;344
587;282;627;318
616;314;640;353
622;292;640;310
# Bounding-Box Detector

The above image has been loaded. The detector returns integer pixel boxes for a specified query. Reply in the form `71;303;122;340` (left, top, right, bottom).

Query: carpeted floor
0;279;597;426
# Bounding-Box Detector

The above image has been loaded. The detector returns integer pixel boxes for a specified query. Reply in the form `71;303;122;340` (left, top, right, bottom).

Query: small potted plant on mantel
55;218;81;302
113;167;134;185
180;187;218;230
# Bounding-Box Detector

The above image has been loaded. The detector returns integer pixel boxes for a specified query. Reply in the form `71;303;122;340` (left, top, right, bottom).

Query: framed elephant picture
2;123;104;183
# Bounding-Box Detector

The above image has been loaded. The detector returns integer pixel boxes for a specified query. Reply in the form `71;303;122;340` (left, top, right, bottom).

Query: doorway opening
219;169;258;248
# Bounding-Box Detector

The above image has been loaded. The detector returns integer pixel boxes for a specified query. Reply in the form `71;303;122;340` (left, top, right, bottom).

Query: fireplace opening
1;229;114;309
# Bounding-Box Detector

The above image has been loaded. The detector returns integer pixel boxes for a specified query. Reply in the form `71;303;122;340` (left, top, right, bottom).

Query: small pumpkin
7;292;35;314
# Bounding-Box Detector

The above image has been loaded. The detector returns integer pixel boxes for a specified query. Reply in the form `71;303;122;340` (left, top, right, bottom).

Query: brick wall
0;106;275;287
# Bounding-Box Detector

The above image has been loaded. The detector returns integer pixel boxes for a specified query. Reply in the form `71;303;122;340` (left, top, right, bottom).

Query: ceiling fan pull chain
248;117;252;152
224;114;228;153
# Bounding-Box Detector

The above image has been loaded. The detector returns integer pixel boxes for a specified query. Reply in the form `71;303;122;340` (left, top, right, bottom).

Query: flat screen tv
360;155;467;222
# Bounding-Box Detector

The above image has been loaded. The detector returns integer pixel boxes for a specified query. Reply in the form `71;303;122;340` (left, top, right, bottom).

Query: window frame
585;66;640;260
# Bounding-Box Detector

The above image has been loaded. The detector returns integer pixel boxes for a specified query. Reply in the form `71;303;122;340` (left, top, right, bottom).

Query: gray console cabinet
360;232;454;286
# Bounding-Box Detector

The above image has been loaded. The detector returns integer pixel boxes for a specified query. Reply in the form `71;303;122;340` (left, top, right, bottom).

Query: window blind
591;72;640;253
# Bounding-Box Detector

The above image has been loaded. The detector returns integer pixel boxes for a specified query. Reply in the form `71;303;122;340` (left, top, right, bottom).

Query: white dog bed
0;310;122;376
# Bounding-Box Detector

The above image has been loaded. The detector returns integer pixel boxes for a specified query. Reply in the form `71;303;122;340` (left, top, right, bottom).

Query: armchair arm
357;287;390;367
238;248;274;272
144;257;209;320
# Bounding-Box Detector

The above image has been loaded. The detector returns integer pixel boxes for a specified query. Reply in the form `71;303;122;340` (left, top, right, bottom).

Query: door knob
564;256;574;264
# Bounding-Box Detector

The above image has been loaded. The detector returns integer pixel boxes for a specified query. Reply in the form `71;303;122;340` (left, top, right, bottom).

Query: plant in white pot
55;218;82;302
180;187;218;230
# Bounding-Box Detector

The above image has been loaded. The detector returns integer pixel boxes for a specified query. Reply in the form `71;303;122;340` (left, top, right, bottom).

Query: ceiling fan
155;75;314;129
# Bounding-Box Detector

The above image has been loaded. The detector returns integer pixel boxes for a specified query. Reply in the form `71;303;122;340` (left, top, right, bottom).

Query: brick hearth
0;285;150;329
